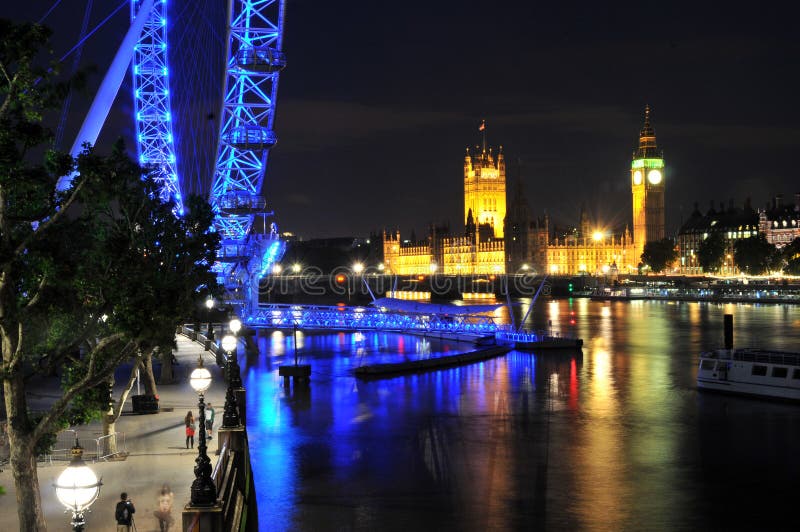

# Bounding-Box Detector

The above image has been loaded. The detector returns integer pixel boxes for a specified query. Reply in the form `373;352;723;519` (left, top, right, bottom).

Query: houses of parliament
382;107;665;275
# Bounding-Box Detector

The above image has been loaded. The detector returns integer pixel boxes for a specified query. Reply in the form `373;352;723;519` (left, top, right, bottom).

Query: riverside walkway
0;336;228;532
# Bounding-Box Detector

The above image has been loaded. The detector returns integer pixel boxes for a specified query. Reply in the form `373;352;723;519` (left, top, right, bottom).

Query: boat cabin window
772;367;788;379
751;365;767;377
700;360;715;370
793;369;800;380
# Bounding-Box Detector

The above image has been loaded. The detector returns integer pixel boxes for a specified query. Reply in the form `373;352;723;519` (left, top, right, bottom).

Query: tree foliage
1;20;218;530
732;234;778;275
641;238;678;273
696;231;726;273
784;237;800;275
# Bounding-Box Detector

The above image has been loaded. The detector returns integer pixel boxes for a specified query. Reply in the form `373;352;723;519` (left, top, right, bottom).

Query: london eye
56;0;287;316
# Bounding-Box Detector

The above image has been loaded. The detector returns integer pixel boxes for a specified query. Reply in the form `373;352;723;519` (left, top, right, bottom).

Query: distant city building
675;194;799;275
759;194;800;249
383;108;664;275
676;200;759;275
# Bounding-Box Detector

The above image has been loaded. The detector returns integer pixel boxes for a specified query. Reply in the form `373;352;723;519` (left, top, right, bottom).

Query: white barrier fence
38;430;126;464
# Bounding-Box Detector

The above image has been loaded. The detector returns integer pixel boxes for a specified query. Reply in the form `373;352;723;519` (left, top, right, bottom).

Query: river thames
243;299;800;531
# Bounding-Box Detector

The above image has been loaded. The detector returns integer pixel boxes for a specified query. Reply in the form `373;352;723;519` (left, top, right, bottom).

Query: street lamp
188;359;216;506
54;438;102;531
221;334;242;428
229;318;242;335
205;298;215;341
352;262;364;274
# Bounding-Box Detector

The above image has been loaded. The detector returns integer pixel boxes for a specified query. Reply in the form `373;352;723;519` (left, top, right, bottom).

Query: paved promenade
0;335;227;531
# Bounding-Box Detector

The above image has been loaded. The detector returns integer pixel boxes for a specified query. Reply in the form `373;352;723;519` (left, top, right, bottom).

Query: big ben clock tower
631;105;665;264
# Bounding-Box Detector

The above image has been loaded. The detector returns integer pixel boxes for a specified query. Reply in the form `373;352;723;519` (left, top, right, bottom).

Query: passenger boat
697;313;800;401
697;348;800;401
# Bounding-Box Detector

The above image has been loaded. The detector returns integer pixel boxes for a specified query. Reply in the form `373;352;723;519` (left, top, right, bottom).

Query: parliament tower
631;105;665;262
464;122;506;238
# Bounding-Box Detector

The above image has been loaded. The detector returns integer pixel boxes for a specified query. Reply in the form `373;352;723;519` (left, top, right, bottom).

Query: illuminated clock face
633;170;642;185
647;169;662;184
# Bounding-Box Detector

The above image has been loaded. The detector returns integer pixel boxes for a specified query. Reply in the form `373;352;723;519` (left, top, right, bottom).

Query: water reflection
246;300;800;531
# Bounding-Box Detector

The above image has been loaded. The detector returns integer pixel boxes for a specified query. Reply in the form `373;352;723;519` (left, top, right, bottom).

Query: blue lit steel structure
246;304;575;346
131;0;183;214
128;0;287;315
248;304;508;336
209;0;287;313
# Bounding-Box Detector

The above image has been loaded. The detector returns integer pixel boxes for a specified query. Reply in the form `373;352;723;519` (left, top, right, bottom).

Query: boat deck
702;348;800;367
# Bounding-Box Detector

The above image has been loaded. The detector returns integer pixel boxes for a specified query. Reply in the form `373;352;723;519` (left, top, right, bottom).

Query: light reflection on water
245;300;800;531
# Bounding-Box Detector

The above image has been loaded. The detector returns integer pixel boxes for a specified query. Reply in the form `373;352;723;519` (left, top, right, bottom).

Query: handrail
211;439;229;483
734;349;800;367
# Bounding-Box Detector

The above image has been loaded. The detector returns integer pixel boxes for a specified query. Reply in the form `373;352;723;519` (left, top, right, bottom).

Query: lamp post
205;297;215;341
189;358;216;506
221;334;242;428
54;438;102;531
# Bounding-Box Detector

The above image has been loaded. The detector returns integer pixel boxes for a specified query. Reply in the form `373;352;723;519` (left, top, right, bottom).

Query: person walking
205;402;215;440
114;492;136;532
185;410;195;449
154;484;174;532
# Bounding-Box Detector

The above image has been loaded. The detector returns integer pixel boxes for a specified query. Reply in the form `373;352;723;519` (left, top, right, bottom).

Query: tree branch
111;357;141;425
31;333;130;443
9;321;23;371
22;271;48;312
12;171;88;260
0;69;18;120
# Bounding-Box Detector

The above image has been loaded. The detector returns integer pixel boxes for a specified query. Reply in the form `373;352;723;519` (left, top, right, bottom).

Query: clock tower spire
630;105;665;267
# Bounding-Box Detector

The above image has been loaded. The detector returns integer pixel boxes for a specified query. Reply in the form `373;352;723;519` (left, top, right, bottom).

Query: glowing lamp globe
229;319;242;334
190;366;212;394
221;334;237;354
205;298;214;310
54;447;102;513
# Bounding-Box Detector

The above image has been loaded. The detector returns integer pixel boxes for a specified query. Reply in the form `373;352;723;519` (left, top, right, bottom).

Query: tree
733;234;777;275
641;238;678;273
1;21;218;530
784;237;800;275
696;231;726;273
98;191;219;456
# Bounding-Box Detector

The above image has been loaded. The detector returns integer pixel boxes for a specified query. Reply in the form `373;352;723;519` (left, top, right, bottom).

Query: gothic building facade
383;108;664;276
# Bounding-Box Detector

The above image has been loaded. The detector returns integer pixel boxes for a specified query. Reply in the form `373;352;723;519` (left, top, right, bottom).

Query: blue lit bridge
247;304;509;337
243;304;578;349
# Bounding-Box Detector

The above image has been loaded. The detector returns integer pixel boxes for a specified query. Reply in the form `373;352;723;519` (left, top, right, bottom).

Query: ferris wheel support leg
58;0;156;192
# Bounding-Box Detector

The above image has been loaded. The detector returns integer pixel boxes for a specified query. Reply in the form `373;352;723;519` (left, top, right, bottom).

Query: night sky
3;1;799;238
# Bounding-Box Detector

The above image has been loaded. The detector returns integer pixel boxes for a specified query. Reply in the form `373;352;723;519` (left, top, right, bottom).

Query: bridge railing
182;390;257;532
246;303;511;335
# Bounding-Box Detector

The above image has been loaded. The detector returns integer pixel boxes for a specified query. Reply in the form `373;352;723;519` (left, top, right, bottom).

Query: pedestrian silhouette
154;484;174;531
